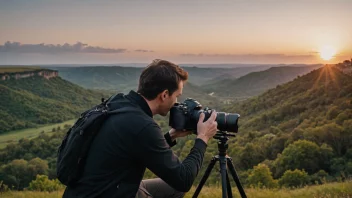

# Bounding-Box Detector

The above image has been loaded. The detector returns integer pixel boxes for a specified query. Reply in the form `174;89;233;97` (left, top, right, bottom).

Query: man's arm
137;123;207;192
164;131;177;147
164;128;192;147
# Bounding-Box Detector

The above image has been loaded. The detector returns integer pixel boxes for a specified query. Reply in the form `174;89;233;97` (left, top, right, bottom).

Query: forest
0;63;351;195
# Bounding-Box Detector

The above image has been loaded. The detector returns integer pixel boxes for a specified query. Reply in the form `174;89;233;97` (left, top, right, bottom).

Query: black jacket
63;90;207;198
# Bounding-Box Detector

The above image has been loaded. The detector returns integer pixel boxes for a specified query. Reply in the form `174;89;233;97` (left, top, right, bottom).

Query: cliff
0;69;58;81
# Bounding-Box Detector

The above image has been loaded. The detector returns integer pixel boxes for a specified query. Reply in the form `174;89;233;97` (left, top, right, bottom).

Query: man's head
138;59;188;116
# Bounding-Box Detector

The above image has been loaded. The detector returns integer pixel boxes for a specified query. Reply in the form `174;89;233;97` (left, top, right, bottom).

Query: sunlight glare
319;45;336;61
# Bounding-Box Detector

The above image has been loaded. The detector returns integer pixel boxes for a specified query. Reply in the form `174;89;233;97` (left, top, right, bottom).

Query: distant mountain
0;76;109;133
49;66;272;92
50;66;143;92
180;82;221;109
205;65;322;98
183;65;271;86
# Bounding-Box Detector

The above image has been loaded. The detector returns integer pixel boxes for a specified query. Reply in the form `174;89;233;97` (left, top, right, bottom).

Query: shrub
28;175;64;192
278;169;309;188
246;164;278;188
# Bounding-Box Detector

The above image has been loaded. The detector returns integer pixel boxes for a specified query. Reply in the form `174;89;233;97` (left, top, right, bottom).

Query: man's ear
160;90;169;101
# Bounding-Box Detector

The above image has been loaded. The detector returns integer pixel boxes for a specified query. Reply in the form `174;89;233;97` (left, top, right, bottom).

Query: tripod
193;131;247;198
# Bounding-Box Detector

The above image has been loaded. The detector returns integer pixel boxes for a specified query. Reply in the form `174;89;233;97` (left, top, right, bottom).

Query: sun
319;45;336;61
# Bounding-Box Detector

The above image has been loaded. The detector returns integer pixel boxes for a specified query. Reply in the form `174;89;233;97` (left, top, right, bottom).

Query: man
63;59;218;198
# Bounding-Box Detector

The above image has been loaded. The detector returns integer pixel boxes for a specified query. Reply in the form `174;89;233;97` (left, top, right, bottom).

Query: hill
205;65;321;98
0;75;110;133
228;65;351;132
181;65;271;86
49;66;143;92
221;65;352;176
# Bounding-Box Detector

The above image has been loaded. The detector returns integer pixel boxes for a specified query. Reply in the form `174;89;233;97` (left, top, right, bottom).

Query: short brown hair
137;59;188;100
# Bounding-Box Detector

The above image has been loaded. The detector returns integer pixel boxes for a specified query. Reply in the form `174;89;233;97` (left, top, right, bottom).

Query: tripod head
213;131;236;140
213;131;235;157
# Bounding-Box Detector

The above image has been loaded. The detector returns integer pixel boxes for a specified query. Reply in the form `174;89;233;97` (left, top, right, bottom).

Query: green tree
278;169;309;188
304;123;351;156
274;140;323;177
0;158;49;190
0;159;28;190
309;170;329;184
238;143;265;170
246;164;278;188
27;158;49;178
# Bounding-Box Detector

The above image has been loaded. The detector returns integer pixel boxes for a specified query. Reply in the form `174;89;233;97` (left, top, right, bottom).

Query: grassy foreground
0;119;75;149
1;181;351;198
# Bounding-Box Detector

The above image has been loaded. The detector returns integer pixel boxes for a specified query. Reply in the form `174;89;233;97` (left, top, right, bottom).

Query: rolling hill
0;75;110;133
228;65;352;131
48;66;143;92
205;65;322;98
221;65;352;174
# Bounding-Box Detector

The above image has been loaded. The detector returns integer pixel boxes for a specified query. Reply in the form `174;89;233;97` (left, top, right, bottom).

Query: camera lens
192;110;239;133
216;112;240;132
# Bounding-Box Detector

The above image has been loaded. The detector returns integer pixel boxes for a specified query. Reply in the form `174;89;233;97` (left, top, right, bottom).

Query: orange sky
0;1;351;65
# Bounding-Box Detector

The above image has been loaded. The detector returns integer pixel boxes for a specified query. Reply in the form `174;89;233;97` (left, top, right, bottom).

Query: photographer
63;59;218;198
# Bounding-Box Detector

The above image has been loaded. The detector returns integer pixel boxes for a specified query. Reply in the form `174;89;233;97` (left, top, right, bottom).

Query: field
0;67;41;73
0;119;75;149
1;181;351;198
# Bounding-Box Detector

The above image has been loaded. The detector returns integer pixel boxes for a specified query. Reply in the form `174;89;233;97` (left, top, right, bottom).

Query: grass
0;67;41;74
184;181;352;198
1;181;351;198
0;119;75;149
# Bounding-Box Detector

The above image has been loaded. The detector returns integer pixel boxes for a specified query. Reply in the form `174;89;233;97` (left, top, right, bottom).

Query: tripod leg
226;171;233;198
193;156;217;198
227;158;247;198
219;155;228;198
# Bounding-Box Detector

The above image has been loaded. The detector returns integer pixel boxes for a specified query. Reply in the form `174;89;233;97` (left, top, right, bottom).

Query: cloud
135;49;154;53
180;53;314;58
0;41;128;54
179;53;317;64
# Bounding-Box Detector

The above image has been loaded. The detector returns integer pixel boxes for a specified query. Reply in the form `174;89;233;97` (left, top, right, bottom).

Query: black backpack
56;94;135;186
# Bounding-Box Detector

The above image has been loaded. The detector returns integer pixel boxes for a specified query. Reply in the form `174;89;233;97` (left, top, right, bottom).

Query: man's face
159;81;183;116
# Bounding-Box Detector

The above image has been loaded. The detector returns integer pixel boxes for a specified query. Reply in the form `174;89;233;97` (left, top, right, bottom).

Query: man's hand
169;128;193;142
196;110;218;144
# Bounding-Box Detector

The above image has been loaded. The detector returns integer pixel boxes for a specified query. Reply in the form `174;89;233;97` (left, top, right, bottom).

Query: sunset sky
1;0;351;65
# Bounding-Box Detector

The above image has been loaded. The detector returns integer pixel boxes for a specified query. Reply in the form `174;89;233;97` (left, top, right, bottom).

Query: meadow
1;181;351;198
0;119;75;149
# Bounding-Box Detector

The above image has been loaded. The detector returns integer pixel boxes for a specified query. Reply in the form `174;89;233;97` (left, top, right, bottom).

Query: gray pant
136;178;185;198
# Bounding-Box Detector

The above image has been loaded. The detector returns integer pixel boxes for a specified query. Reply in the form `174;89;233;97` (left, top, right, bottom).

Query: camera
169;98;240;133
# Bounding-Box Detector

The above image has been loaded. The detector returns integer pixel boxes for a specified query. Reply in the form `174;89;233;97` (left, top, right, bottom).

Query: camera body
169;98;240;133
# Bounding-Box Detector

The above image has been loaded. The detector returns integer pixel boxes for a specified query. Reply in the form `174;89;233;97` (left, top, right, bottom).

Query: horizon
0;62;324;69
1;0;352;65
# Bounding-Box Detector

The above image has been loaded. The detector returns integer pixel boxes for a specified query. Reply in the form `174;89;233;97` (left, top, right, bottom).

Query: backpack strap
107;106;142;115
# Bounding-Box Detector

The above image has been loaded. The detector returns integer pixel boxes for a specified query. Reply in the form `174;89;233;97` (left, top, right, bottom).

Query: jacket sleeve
136;123;207;192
